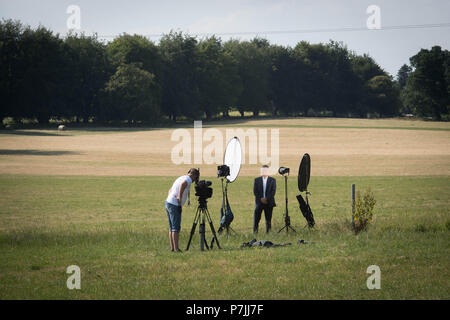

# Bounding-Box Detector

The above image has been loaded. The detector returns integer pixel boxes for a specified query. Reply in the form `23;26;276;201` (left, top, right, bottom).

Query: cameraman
253;165;276;233
165;168;199;252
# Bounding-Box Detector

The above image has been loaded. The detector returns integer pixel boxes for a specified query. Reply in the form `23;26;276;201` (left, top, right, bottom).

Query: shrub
353;188;376;234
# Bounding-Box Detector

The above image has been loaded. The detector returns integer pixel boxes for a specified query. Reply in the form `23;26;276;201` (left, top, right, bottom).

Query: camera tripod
278;173;297;233
186;198;221;251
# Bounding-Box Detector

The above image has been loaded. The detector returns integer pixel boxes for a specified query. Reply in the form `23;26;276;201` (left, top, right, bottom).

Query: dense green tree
325;41;361;117
106;34;162;79
218;49;242;117
197;36;242;119
396;64;413;114
101;63;160;123
396;64;412;89
0;20;70;124
0;19;24;122
405;46;449;120
268;44;295;115
351;54;386;83
159;31;201;121
224;39;271;116
293;42;331;114
19;26;71;123
270;42;319;116
350;53;388;117
65;33;110;122
400;80;432;117
290;41;360;117
197;36;235;119
367;75;400;117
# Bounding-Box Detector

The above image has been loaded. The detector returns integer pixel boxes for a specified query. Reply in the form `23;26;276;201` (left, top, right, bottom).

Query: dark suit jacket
253;176;276;207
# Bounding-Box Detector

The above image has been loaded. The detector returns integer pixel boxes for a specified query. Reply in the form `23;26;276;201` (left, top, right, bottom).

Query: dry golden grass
234;117;450;129
0;118;449;176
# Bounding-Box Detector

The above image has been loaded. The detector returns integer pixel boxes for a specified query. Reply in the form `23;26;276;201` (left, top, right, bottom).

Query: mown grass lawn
0;175;449;299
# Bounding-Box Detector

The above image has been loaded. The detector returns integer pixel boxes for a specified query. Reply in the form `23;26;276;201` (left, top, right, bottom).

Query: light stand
278;173;297;233
217;136;242;235
218;177;237;236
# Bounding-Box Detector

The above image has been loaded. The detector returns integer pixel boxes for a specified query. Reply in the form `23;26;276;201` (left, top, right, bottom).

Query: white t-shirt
166;175;193;206
262;176;268;198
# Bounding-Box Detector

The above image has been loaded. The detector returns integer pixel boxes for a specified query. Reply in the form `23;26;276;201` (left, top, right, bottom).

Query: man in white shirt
165;168;199;252
253;165;277;233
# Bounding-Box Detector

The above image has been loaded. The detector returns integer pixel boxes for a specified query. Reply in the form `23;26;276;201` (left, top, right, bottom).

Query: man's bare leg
173;231;180;251
169;231;175;251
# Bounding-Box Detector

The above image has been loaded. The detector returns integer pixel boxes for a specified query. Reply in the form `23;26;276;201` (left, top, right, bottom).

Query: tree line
1;19;449;125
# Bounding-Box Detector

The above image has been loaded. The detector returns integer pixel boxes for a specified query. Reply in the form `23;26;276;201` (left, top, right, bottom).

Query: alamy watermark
66;265;81;290
366;265;381;289
171;121;279;174
366;5;381;30
66;5;81;31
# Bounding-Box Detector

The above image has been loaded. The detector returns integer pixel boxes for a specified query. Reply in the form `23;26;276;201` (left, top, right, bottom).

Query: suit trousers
253;203;274;233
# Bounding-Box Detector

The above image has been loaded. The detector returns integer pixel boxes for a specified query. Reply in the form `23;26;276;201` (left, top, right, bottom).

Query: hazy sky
1;0;449;76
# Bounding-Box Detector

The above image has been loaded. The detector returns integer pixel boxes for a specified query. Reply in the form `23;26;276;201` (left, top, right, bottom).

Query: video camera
195;180;213;200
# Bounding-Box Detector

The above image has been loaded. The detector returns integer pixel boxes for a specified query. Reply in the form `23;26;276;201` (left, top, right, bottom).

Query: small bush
353;188;376;234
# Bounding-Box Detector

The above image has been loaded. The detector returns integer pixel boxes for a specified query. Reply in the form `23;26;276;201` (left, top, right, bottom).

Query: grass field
0;118;449;299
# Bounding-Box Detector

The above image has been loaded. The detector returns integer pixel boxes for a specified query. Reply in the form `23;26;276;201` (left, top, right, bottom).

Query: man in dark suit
253;165;276;233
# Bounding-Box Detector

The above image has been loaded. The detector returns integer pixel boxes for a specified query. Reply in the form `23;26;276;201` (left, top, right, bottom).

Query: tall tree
396;64;412;89
106;34;162;79
396;64;413;114
159;31;201;121
350;53;388;117
268;44;295;115
326;41;361;117
0;19;24;122
0;20;70;123
197;36;242;119
224;39;271;116
406;46;449;120
65;33;110;122
197;36;224;119
219;49;243;117
17;25;69;123
101;63;160;123
367;75;400;117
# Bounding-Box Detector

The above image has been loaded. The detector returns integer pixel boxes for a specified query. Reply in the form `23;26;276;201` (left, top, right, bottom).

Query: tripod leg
203;228;210;250
278;224;287;233
278;212;296;233
205;208;221;249
211;224;221;249
225;226;238;236
186;209;199;251
199;221;206;251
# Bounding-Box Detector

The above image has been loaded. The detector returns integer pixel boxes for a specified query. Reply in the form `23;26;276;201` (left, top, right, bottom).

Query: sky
1;0;449;76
